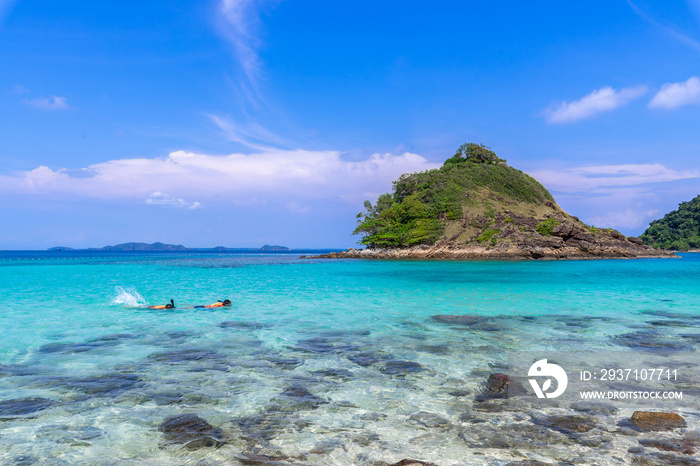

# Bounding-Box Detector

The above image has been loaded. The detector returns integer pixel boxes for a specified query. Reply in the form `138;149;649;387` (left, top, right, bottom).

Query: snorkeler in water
193;299;231;309
148;299;175;309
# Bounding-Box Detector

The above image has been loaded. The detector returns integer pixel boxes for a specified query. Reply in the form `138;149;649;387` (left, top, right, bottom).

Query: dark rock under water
0;397;56;418
159;413;225;450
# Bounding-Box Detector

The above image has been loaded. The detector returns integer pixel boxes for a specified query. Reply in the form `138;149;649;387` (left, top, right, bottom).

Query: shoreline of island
305;243;678;260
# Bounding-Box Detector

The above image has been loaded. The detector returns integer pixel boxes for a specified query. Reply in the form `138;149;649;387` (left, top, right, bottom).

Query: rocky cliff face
316;200;676;260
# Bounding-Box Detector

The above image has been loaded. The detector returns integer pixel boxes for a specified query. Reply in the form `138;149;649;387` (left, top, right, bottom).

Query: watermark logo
528;359;568;398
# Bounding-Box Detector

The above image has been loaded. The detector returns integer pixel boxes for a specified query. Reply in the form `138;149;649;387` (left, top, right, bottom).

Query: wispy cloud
543;86;648;124
11;84;30;94
23;95;70;111
216;0;277;107
0;0;17;30
530;163;699;192
208;114;288;150
649;76;700;109
212;1;290;149
145;191;202;210
0;149;439;207
626;0;700;51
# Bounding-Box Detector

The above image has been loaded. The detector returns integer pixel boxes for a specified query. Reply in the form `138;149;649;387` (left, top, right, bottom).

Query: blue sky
1;0;699;249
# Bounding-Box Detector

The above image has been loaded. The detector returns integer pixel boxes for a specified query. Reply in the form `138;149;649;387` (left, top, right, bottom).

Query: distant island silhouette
47;242;293;252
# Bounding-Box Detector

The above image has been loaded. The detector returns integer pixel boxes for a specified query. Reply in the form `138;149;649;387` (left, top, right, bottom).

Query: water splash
111;286;146;307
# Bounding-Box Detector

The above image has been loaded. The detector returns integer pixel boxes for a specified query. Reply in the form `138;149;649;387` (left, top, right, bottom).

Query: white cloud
145;192;202;210
530;163;699;192
543;86;648;124
285;202;311;214
0;149;440;206
649;76;700;109
11;84;30;94
531;163;700;233
23;95;70;111
586;208;660;230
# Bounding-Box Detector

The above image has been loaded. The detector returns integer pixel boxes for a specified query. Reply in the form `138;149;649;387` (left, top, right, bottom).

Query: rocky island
314;143;676;260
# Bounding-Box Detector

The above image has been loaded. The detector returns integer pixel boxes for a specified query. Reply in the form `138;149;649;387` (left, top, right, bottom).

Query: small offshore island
313;143;677;260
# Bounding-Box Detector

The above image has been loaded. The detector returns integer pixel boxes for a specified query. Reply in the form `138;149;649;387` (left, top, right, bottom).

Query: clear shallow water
0;252;699;465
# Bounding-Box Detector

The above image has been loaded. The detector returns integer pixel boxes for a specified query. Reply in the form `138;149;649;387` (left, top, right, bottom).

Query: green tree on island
641;195;700;251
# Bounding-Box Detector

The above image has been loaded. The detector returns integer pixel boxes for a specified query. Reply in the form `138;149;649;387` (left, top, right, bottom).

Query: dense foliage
641;195;700;251
448;143;505;165
353;143;555;248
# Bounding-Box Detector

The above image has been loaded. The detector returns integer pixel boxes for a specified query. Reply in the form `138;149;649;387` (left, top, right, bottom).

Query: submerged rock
571;401;618;415
408;411;450;429
36;424;103;446
0;364;32;377
235;414;291;443
265;355;304;370
356;412;388;421
0;397;56;419
431;314;502;331
613;332;692;351
381;360;425;375
347;352;380;367
487;373;509;392
460;423;568;450
504;462;555;466
310;368;354;380
476;373;520;401
236;453;294;465
63;373;144;396
542;415;597;434
639;438;696;455
38;341;103;354
432;315;488;325
415;343;451;354
88;333;137;343
219;321;270;330
276;386;328;411
295;336;358;354
388;460;438;466
12;455;38;466
159;413;225;450
149;349;226;364
631;411;687;432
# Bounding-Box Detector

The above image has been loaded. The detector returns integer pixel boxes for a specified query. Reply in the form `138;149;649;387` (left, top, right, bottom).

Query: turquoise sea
1;251;699;465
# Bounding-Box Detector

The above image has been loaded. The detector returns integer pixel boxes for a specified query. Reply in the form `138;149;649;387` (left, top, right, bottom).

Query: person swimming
193;299;231;309
148;299;175;309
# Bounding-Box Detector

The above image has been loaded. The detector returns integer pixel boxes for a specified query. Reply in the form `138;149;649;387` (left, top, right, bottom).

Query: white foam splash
111;286;146;307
